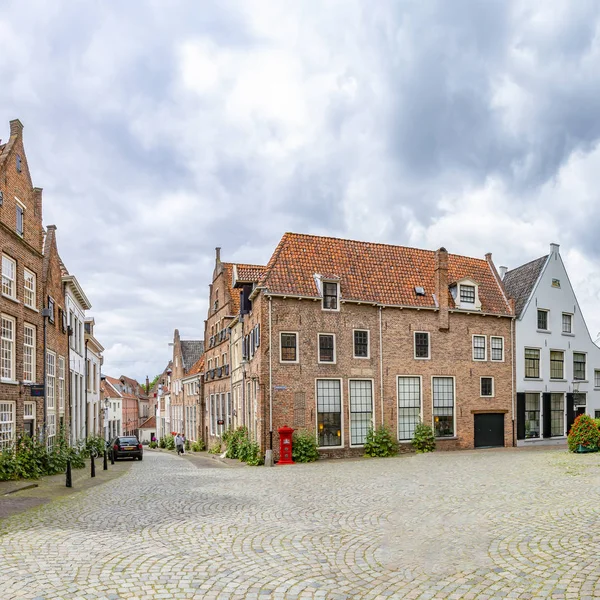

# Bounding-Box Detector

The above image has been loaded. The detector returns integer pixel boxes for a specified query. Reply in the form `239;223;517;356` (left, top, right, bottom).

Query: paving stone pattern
1;448;600;599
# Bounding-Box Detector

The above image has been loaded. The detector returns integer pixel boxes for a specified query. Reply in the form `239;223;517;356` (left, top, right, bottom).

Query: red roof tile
259;233;511;315
139;416;156;429
187;354;204;376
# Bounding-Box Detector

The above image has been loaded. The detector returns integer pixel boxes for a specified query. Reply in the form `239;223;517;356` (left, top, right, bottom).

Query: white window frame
459;284;476;304
397;375;422;442
472;335;487;361
15;199;25;237
432;376;456;438
47;413;56;450
58;356;65;411
537;308;550;331
490;336;504;362
562;313;573;335
348;379;374;447
23;323;36;382
315;378;343;449
595;370;600;389
24;269;36;310
1;315;16;382
353;329;370;359
46;350;56;410
280;331;299;364
414;331;430;360
321;280;340;312
480;376;494;397
317;333;336;364
0;401;15;449
2;255;16;300
24;401;36;436
573;351;587;381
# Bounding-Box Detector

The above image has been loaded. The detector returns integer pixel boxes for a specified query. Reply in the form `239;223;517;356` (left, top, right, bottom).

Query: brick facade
0;120;45;446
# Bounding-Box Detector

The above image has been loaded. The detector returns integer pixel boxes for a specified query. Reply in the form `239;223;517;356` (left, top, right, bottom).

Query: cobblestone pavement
2;448;600;599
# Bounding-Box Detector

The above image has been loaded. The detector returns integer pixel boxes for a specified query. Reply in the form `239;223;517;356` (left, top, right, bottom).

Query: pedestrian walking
175;433;184;455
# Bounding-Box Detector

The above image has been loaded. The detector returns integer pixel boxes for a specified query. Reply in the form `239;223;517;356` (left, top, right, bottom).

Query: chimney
9;119;23;137
33;187;43;217
550;242;560;255
146;375;150;390
499;266;507;279
215;247;221;263
435;247;449;331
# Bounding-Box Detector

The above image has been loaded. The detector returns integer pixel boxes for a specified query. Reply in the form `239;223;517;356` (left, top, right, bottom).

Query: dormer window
460;285;475;304
322;282;339;311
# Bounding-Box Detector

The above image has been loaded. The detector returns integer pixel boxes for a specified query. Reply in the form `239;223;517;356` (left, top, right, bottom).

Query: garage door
474;413;504;448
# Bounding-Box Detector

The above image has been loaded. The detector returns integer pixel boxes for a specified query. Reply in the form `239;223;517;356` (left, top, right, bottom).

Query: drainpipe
84;340;88;439
511;315;516;446
268;296;273;450
41;309;49;442
379;306;384;426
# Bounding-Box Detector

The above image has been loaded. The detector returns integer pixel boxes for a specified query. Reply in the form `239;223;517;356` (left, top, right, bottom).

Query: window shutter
542;393;552;438
566;393;575;435
516;393;526;440
256;324;260;348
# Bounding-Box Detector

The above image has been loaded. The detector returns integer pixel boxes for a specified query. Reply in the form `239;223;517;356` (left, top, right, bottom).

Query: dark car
109;436;143;461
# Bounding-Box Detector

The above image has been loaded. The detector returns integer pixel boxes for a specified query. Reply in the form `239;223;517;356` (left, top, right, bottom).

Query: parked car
109;436;143;461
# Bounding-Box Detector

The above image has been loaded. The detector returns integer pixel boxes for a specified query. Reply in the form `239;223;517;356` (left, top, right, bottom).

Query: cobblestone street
2;448;600;599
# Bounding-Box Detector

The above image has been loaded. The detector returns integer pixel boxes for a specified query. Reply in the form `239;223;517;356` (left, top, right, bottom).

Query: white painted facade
63;275;91;444
85;318;103;438
511;243;600;445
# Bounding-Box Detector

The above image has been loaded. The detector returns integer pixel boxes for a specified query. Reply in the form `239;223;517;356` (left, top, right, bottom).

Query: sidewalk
147;447;244;468
0;457;132;520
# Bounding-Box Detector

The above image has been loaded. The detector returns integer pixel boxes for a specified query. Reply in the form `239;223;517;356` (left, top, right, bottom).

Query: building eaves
503;255;549;318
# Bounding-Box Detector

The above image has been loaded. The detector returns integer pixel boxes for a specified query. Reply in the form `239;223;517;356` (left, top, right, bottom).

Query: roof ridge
505;254;548;276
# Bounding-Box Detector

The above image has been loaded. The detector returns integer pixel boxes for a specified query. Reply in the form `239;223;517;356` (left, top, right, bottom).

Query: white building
503;243;600;446
84;318;104;437
101;376;123;440
63;274;91;444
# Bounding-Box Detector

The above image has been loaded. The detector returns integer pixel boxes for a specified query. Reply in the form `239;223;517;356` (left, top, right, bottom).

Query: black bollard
91;455;96;478
110;449;114;465
103;450;108;471
66;459;72;488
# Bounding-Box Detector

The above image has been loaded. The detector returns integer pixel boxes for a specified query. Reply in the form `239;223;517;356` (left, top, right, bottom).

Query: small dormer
314;273;341;311
450;278;482;311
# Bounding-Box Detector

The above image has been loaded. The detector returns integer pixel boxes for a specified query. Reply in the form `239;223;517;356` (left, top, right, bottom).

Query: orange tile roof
187;354;205;376
223;262;265;315
259;233;511;315
236;264;265;283
139;416;156;429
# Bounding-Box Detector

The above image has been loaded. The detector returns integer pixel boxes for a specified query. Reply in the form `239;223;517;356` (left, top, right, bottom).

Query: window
1;316;15;380
24;269;36;309
460;285;475;304
596;410;600;419
595;370;600;388
16;203;24;236
58;357;65;411
481;377;493;397
280;333;298;362
550;350;564;380
414;332;430;359
318;334;335;363
46;352;56;409
349;380;372;446
16;154;21;172
525;348;540;379
537;309;548;331
316;379;342;447
47;413;56;451
398;377;421;441
562;313;572;334
573;352;586;381
472;335;486;361
322;281;339;310
353;330;369;358
491;337;504;361
525;393;540;439
2;255;16;298
0;402;15;449
23;324;36;382
24;401;35;437
47;297;55;324
433;377;454;437
551;393;564;437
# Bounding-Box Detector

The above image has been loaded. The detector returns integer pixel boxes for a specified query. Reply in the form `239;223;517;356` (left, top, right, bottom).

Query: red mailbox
278;425;295;465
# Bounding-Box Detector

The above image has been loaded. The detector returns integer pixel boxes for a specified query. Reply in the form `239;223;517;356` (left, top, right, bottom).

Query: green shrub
185;439;191;451
224;427;248;459
164;434;175;451
364;425;398;458
191;440;205;452
208;441;222;454
568;414;600;452
243;441;263;466
148;441;158;449
411;423;436;454
158;436;166;449
292;430;319;463
82;436;106;458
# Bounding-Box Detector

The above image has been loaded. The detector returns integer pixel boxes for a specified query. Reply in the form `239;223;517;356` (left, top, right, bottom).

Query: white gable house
503;243;600;446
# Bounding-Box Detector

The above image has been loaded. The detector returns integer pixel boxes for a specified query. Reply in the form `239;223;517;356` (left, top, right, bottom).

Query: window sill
0;379;19;385
536;329;551;334
561;332;575;337
24;304;39;313
414;357;431;361
550;379;567;382
435;436;458;441
353;356;371;360
1;293;19;304
480;395;495;399
524;378;543;381
318;446;343;450
574;380;588;384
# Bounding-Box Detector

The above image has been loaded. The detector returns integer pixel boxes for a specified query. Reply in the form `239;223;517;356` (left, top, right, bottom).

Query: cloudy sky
2;1;600;381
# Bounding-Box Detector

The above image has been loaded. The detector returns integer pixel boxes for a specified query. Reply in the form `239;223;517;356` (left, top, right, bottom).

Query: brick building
221;233;515;458
0;119;45;449
181;354;204;443
42;225;70;445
